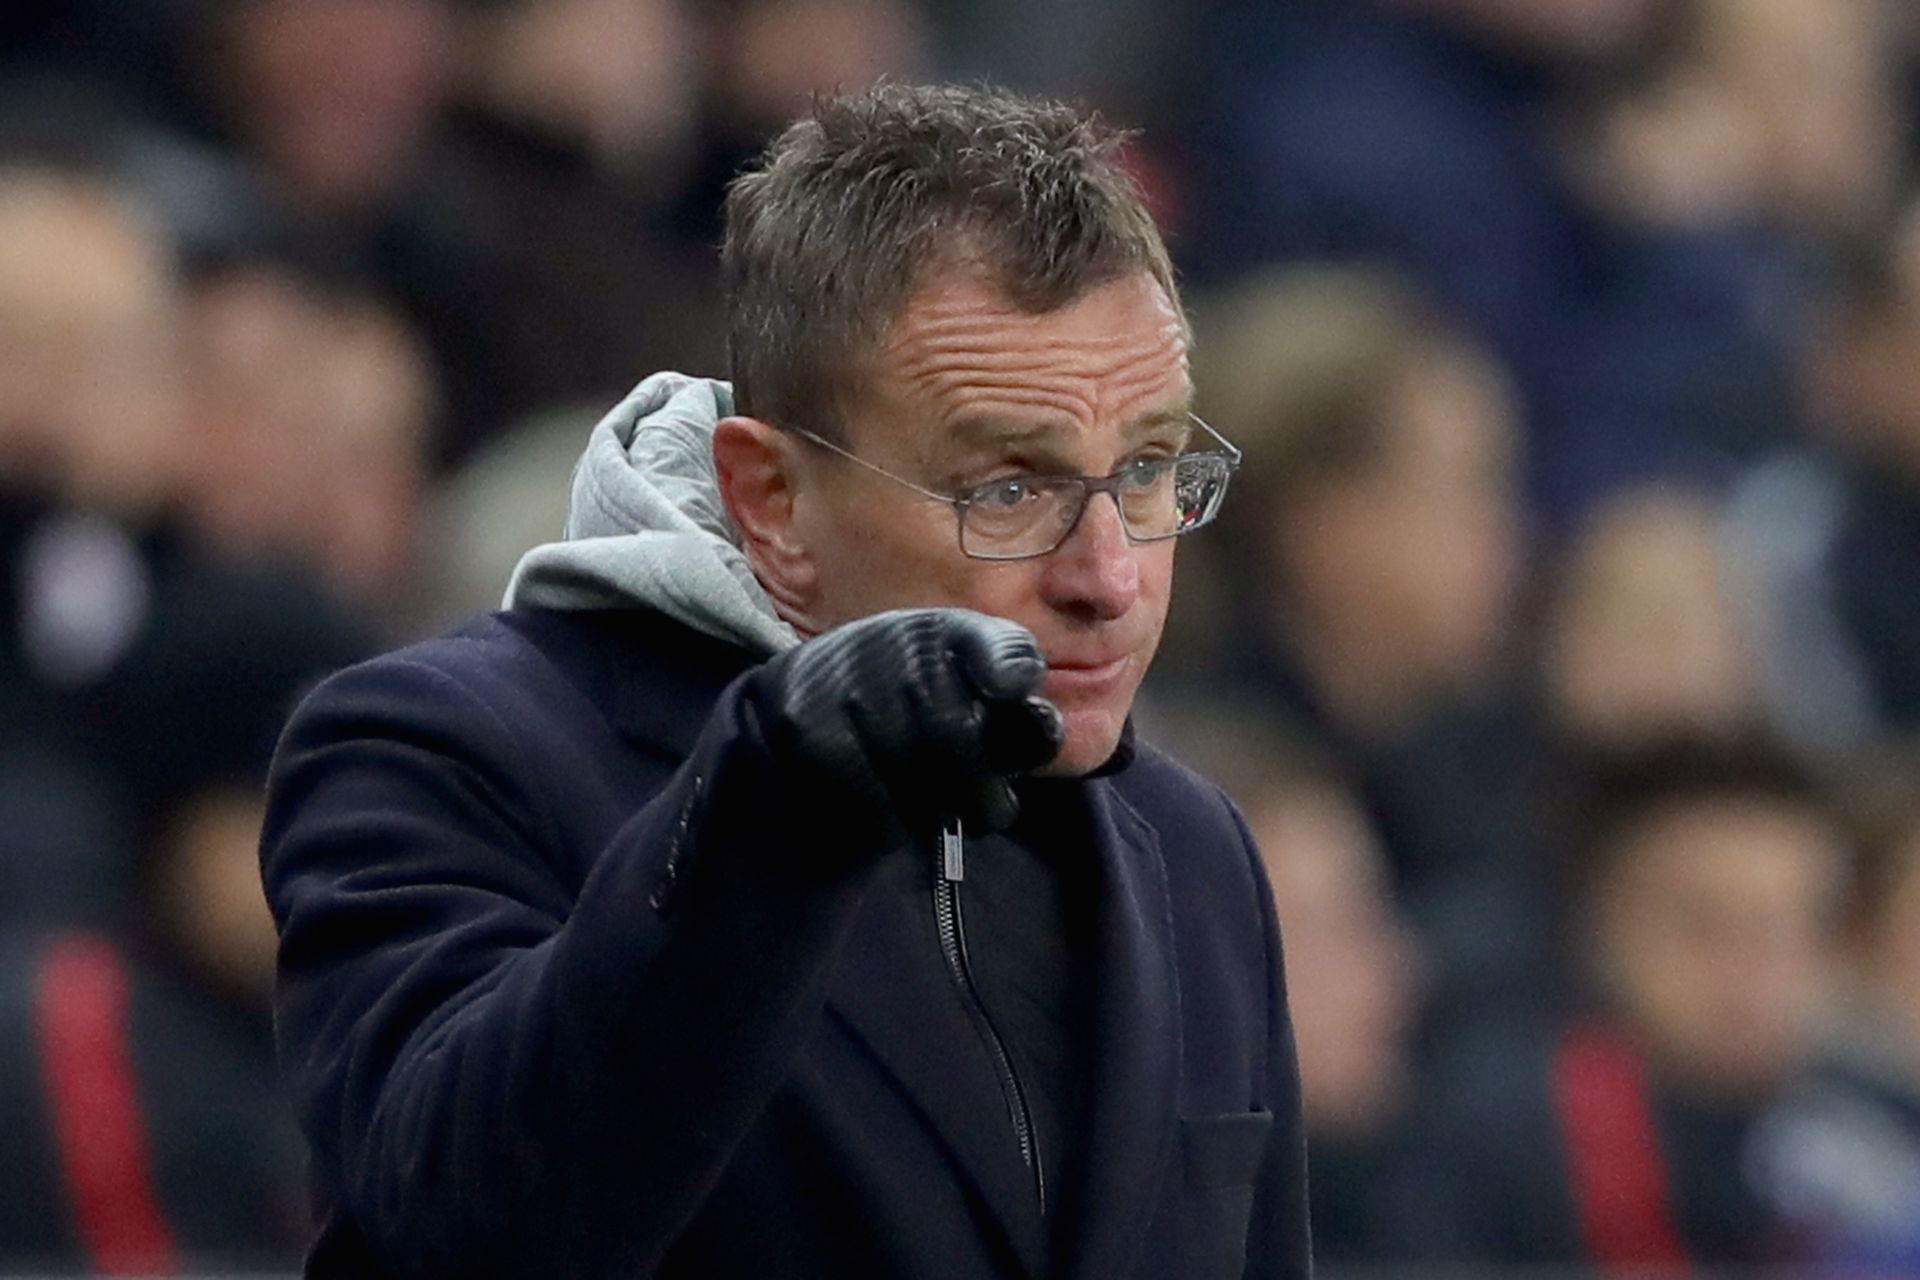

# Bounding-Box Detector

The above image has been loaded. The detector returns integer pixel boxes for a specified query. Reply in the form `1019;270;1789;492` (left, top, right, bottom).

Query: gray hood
504;372;801;656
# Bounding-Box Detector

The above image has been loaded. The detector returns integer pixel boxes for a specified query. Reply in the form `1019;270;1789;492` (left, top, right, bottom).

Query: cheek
802;496;968;618
1143;544;1176;608
955;561;1054;622
818;537;1060;637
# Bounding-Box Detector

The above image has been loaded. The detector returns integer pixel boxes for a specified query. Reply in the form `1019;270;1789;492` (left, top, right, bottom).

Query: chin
1036;704;1128;777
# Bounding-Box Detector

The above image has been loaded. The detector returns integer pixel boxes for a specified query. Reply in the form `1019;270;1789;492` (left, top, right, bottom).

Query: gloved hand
747;608;1063;843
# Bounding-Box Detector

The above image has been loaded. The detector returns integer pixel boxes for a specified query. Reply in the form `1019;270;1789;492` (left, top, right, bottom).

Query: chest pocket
1178;1109;1273;1278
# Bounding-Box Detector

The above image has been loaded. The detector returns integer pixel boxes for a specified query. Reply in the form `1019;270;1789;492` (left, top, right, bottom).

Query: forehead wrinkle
887;332;1171;387
873;273;1192;464
889;307;1182;361
894;325;1188;424
927;376;1099;426
883;286;1183;361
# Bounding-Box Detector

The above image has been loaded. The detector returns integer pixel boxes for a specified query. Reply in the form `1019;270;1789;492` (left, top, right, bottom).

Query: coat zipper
934;820;1047;1216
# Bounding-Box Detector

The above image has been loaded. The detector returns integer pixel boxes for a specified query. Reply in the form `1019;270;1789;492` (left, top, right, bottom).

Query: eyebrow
1126;401;1196;445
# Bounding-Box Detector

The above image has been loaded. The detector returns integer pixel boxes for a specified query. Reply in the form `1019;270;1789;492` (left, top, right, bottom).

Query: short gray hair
722;82;1181;438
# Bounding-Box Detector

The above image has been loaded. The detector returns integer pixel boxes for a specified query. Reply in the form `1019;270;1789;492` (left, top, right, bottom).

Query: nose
1041;490;1141;622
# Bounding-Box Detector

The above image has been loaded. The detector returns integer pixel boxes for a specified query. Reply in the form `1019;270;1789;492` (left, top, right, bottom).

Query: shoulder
267;609;753;845
282;608;731;754
290;612;551;712
267;612;631;831
310;610;578;704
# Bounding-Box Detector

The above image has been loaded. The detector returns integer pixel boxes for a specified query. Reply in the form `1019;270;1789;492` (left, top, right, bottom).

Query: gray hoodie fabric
504;372;801;656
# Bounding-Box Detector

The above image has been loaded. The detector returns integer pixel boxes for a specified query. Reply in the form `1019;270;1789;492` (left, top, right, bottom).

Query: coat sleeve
1231;801;1315;1279
261;652;874;1278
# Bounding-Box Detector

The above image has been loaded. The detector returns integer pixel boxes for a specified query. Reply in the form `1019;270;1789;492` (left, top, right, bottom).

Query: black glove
747;608;1064;844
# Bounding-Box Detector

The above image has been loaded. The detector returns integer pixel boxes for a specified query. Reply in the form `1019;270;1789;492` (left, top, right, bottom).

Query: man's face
791;269;1190;775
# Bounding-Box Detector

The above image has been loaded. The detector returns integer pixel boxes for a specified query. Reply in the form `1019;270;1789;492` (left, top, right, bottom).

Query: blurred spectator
1189;267;1523;744
1573;0;1903;240
181;261;437;630
668;0;933;247
1181;265;1551;1038
1182;0;1813;518
7;1;719;466
1382;743;1848;1265
122;0;510;465
196;0;459;218
467;0;701;179
0;165;186;516
0;161;372;924
425;0;726;448
0;165;190;923
1757;759;1920;1271
1156;705;1424;1263
0;161;359;1271
0;677;314;1272
1725;215;1920;766
0;924;308;1273
398;0;931;464
711;0;929;134
1541;484;1761;753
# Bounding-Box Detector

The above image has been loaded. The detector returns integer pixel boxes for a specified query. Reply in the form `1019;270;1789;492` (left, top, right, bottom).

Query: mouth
1043;655;1133;697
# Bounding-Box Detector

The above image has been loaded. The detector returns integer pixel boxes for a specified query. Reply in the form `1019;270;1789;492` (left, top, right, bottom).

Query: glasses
787;414;1241;561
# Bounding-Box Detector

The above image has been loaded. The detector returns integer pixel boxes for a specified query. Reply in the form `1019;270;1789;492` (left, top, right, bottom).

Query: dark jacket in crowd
0;480;372;928
1376;1018;1793;1267
261;605;1311;1279
0;929;307;1273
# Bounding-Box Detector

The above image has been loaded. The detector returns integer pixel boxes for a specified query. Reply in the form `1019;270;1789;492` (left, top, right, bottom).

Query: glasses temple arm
1188;412;1242;464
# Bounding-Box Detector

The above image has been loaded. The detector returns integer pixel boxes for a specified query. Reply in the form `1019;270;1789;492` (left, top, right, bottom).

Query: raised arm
261;609;1058;1276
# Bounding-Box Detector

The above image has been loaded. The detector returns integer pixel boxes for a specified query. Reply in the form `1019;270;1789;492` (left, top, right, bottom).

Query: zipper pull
940;820;965;882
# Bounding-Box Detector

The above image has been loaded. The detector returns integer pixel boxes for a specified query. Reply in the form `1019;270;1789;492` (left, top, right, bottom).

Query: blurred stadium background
5;0;1920;1274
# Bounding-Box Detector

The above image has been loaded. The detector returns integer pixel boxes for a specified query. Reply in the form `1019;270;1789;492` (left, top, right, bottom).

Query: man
262;83;1310;1278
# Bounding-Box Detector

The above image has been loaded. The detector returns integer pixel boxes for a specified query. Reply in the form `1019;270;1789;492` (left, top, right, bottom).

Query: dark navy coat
261;606;1311;1278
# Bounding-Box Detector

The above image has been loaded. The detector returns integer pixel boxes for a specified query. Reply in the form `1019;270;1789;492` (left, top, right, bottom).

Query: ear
713;416;819;629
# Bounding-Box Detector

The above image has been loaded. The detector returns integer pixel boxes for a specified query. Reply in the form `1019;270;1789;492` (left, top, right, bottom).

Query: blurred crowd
2;0;1919;1274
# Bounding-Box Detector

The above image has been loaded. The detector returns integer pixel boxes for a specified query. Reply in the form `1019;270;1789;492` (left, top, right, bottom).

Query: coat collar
823;779;1180;1280
1053;782;1181;1280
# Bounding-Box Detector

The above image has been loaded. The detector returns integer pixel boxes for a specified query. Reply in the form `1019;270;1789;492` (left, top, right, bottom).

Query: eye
1118;454;1173;489
971;476;1041;511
